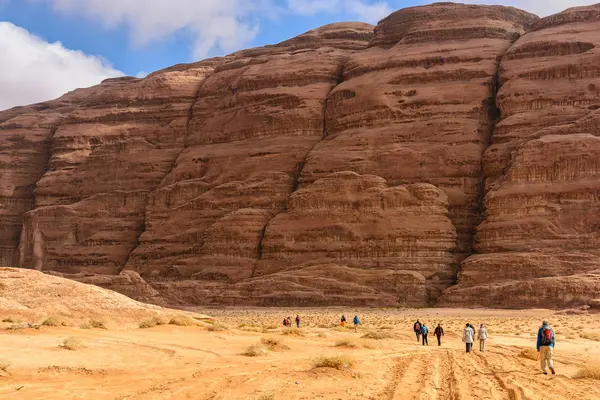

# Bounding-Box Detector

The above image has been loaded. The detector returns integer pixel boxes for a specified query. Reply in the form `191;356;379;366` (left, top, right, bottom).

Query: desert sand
0;307;599;400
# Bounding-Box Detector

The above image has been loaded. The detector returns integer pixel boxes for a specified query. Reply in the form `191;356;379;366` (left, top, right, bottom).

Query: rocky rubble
2;3;600;308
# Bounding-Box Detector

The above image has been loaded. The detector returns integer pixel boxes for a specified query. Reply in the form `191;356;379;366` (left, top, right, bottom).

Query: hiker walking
353;315;360;332
413;320;422;342
295;315;301;328
537;320;556;375
286;316;292;328
421;323;429;345
340;315;347;327
434;323;444;346
463;323;474;353
478;324;488;352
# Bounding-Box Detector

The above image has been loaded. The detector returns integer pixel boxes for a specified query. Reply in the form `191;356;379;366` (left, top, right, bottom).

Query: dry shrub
139;316;168;329
89;319;106;329
518;348;539;361
42;317;66;327
361;331;392;340
60;337;85;351
2;317;22;323
207;322;228;331
312;355;355;371
169;316;197;327
257;394;275;400
581;332;600;342
334;339;358;348
575;364;600;380
241;344;267;357
80;323;91;329
282;328;305;336
0;360;11;374
261;337;281;348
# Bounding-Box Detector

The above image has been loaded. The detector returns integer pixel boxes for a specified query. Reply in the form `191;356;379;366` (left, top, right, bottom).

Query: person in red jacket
434;323;445;346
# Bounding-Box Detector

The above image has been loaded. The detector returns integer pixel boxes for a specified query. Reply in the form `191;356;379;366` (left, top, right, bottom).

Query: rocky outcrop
3;3;600;308
442;4;600;308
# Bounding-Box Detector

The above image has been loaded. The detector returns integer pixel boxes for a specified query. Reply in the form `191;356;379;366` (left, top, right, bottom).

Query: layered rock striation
3;3;600;308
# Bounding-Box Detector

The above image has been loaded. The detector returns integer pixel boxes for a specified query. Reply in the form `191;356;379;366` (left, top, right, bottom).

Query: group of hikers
413;319;557;374
283;314;362;331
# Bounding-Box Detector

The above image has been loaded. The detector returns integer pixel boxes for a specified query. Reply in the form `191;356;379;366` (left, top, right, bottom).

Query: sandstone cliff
2;3;600;308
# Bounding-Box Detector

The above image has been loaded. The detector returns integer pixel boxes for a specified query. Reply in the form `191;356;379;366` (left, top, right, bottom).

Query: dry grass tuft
312;355;356;370
42;317;66;327
581;332;600;342
261;337;282;348
0;360;11;375
89;319;106;329
257;394;275;400
334;339;358;348
207;322;228;331
282;327;305;336
518;348;539;361
241;344;267;357
575;364;600;380
169;316;197;327
60;337;85;351
361;331;392;340
139;316;169;329
1;317;22;323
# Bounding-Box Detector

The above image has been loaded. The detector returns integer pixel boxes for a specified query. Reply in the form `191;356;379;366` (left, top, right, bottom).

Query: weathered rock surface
442;4;600;308
2;3;600;308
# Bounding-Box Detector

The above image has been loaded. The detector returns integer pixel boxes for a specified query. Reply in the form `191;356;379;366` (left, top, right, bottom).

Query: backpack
540;327;553;345
414;322;421;331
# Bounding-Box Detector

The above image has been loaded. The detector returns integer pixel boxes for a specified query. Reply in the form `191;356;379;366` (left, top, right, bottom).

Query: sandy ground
0;308;599;400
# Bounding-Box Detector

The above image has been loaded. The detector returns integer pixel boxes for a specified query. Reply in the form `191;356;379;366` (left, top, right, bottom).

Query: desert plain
1;306;599;400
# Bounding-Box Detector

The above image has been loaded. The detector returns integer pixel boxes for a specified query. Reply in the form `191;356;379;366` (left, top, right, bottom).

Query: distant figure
414;320;422;342
341;315;347;327
463;323;474;353
287;316;292;328
353;315;360;332
283;317;288;327
478;324;488;352
537;320;556;375
421;324;429;346
295;315;301;328
434;323;445;346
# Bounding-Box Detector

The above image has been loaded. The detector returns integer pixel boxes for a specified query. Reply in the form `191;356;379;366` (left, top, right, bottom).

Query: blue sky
0;0;594;110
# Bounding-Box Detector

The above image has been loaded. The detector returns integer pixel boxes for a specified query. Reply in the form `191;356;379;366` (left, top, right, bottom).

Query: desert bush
361;331;392;340
261;337;281;348
2;317;22;323
207;322;228;331
241;344;267;357
139;316;168;329
312;355;355;370
42;317;66;327
581;332;600;342
60;337;85;351
169;316;197;327
575;364;600;380
334;339;358;348
257;394;275;400
282;328;305;336
89;319;106;329
518;348;539;361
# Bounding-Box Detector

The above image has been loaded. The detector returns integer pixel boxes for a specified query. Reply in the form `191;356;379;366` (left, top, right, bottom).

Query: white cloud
288;0;392;23
29;0;282;60
433;0;599;17
0;22;123;111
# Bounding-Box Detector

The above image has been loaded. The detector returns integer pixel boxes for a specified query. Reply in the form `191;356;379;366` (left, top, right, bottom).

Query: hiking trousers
480;339;486;352
436;335;441;346
540;346;554;372
415;332;421;342
422;334;428;345
466;343;472;353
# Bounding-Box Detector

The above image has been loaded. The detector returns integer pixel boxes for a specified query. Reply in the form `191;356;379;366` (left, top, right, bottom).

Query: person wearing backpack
421;323;429;345
413;320;422;342
537;320;556;375
341;315;347;327
434;323;444;346
295;315;301;328
478;323;488;352
353;315;360;332
463;323;474;353
283;318;288;327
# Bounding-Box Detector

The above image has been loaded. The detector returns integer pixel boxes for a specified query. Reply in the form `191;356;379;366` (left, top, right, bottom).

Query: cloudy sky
0;0;596;110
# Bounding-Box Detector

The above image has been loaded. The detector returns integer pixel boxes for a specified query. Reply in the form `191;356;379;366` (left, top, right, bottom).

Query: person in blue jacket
537;320;556;375
421;323;429;345
353;315;361;332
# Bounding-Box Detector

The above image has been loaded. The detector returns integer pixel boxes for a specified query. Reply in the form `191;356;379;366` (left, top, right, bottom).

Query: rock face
441;4;600;308
2;3;600;308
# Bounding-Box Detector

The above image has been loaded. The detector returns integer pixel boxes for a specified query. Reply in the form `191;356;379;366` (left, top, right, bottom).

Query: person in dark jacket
421;324;429;345
434;323;445;346
353;315;360;332
413;320;422;342
295;315;301;328
537;321;556;375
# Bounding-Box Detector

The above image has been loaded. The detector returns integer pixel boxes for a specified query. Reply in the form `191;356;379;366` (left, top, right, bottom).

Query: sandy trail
0;308;599;399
